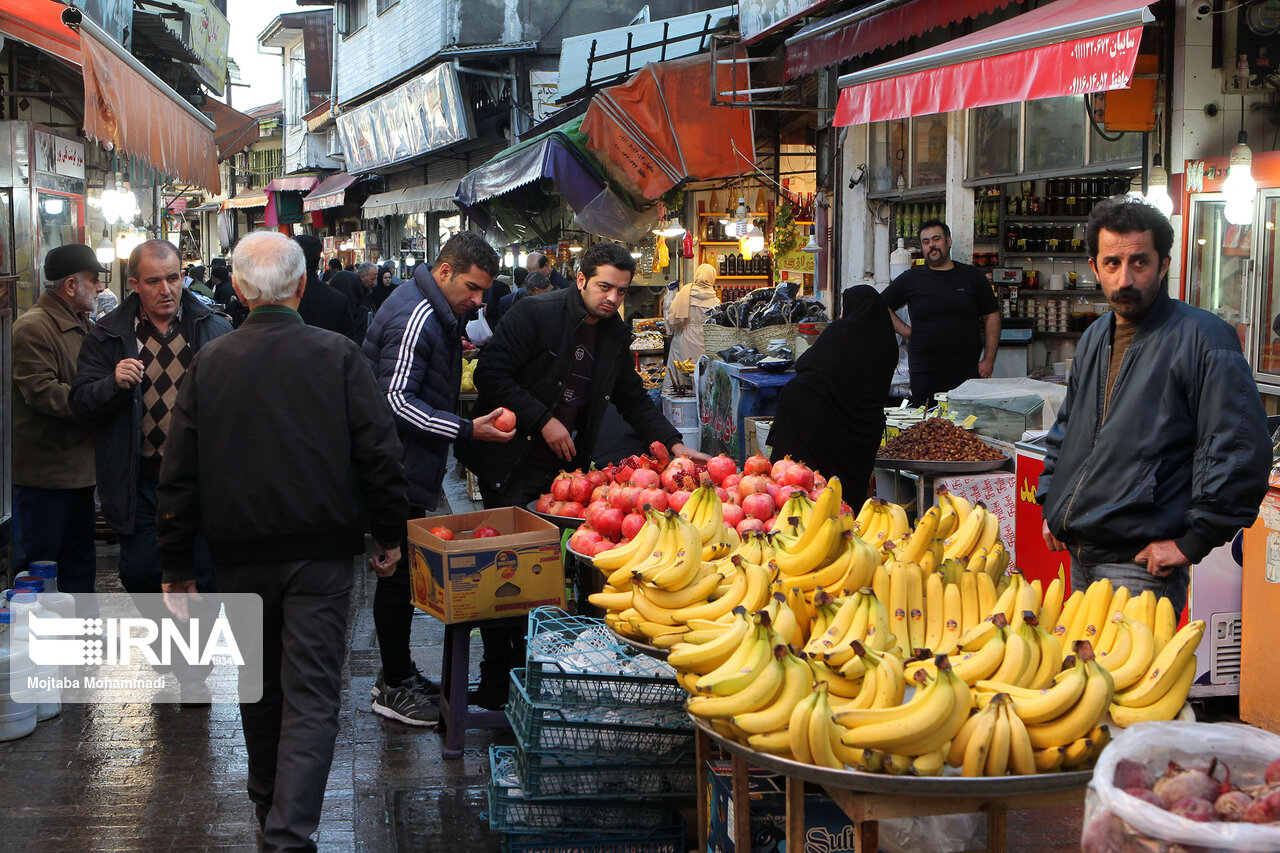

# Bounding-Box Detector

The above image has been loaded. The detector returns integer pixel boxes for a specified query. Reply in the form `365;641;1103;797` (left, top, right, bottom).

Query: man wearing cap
11;245;107;593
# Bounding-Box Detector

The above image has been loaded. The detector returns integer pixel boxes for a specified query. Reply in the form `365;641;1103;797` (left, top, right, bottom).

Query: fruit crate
511;742;696;799
523;664;686;710
525;606;677;683
508;669;694;763
499;821;685;853
488;747;676;834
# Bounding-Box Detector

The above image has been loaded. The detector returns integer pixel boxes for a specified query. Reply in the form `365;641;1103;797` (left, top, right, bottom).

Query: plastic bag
947;377;1068;429
1083;721;1280;852
466;310;493;346
879;813;982;853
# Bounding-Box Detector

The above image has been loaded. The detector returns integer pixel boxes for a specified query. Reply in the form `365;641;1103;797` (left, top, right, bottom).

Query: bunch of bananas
461;359;477;393
671;359;697;374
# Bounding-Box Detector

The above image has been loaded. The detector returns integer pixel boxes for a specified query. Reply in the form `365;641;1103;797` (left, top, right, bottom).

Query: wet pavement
0;465;1244;851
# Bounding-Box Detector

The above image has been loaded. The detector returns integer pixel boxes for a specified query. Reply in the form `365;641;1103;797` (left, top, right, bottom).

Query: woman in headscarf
767;285;898;499
664;263;721;390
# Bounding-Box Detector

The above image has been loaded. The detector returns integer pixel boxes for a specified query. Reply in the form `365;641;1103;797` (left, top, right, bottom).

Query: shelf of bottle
701;241;747;246
1002;252;1088;259
796;220;814;226
717;275;772;279
1004;216;1087;224
699;211;767;217
1017;289;1104;297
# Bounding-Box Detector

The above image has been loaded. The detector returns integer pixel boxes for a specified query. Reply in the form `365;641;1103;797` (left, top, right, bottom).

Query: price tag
898;399;909;409
963;415;979;429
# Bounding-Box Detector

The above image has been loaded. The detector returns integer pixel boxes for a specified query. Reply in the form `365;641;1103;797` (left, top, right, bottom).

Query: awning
265;176;320;192
302;173;358;212
785;0;1016;80
834;0;1154;126
397;180;460;215
222;190;269;210
206;99;261;163
362;189;405;218
580;52;754;205
0;0;82;65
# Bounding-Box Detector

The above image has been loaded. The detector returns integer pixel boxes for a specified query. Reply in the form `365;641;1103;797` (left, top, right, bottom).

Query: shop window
911;114;948;188
1025;96;1085;174
869;121;907;193
968;103;1019;180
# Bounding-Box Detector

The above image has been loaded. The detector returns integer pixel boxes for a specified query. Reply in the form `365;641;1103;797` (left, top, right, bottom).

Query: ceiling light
1223;131;1257;225
1145;156;1173;218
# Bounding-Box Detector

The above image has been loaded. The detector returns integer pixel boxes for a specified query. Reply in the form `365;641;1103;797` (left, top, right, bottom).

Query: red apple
736;517;766;535
493;407;517;432
621;511;646;541
722;503;745;529
743;453;771;476
742;492;775;522
594;507;625;541
705;455;737;485
474;525;500;538
429;525;455;540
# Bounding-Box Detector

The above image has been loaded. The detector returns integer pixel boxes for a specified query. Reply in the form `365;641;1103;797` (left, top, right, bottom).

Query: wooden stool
437;617;523;758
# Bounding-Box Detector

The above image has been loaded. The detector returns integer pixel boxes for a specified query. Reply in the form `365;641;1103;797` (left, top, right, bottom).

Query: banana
936;498;957;541
960;570;980;634
912;747;948;776
786;586;811;640
1096;614;1133;674
628;585;681;626
792;483;841;553
919;546;939;575
942;503;986;561
990;629;1032;687
696;624;777;696
819;596;872;666
838;665;958;754
1039;577;1065;633
871;563;891;610
636;569;725;610
592;512;663;572
884;501;911;544
862;589;894;654
1140;590;1158;636
787;690;820;764
837;536;879;594
732;651;813;734
1054;589;1085;641
985;698;1013;776
1153;595;1177;652
975;509;1001;555
739;559;780;615
948;624;1007;685
809;656;863;700
853;497;878;536
1109;661;1194;727
1061;736;1094;769
957;616;1000;652
692;487;724;546
961;695;1001;776
905;562;925;653
1005;698;1038;775
1027;619;1065;691
776;517;844;576
610;515;676;588
1087;725;1112;762
671;564;749;624
770;593;805;648
807;685;844;769
924;572;945;652
1113;619;1204;708
1106;613;1155;691
650;629;690;649
991;570;1021;622
872;649;907;709
804;590;859;655
975;570;997;621
671;613;755;675
887;561;910;656
1072;579;1113;648
841;653;880;711
1095;586;1130;655
1033;746;1066;772
746;728;793;756
1024;645;1115;749
588;589;634;611
984;657;1087;724
901;507;939;563
687;645;786;718
937;582;964;655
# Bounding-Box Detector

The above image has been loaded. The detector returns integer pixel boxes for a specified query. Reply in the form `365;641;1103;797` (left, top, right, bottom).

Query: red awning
580;52;754;205
0;0;81;65
834;0;1153;126
302;173;357;212
785;0;1016;80
265;176;319;192
206;99;261;163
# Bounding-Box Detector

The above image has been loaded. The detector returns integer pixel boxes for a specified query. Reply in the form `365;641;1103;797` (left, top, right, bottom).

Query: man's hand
541;417;576;462
115;357;145;389
889;310;911;339
161;579;200;621
1042;520;1066;551
979;356;995;379
1134;540;1188;578
472;408;517;443
368;543;401;578
673;443;710;463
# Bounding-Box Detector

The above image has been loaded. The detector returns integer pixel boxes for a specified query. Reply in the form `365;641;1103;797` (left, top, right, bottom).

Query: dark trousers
118;477;219;685
12;484;97;592
908;366;979;408
219;557;352;853
374;505;424;685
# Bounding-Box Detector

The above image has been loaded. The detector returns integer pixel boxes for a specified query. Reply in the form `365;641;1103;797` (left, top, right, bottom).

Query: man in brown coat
12;244;107;592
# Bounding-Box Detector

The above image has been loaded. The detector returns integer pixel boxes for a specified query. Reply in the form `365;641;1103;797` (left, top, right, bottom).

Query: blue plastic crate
500;821;685;853
509;742;695;799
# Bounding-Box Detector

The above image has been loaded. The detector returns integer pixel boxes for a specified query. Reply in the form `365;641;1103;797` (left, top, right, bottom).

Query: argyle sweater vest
137;320;192;479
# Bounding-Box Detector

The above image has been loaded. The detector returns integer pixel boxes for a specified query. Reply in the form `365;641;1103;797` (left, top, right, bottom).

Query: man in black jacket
459;242;705;700
293;235;356;342
1039;198;1270;614
157;231;409;851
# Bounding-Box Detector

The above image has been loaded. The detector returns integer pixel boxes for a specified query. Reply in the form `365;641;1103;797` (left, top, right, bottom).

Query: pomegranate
590;485;610;504
548;500;567;516
742;492;775;522
722;503;745;529
780;462;815;491
809;488;824;502
616;463;636;483
568;525;602;552
706;455;737;485
534;494;553;514
550;472;574;502
584;500;610;528
600;463;619;483
631;468;661;489
763;480;780;502
493;407;517;432
560;501;585;519
586;469;609;489
474;525;500;538
594;507;625;541
764;515;779;532
587;539;616;557
737;474;769;501
637;487;669;512
659;467;683;492
743;453;771;476
813;473;827;489
736;517;766;535
715;487;733;504
668;490;693;513
429;525;455;540
608;485;636;513
770;455;796;480
621;511;646;541
722;473;742;491
648;441;670;467
775;488;805;510
568;474;593;504
1268;757;1280;785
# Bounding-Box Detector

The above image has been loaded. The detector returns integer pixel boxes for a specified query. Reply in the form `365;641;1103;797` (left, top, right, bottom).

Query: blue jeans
13;485;97;593
1069;555;1190;616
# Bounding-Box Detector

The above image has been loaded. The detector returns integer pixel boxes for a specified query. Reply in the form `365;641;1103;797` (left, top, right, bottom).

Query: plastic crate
512;742;696;799
488;747;675;834
507;669;693;763
523;665;686;710
524;607;676;681
500;822;686;853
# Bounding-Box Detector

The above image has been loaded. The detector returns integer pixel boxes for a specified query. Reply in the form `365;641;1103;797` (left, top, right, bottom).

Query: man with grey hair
158;230;409;851
525;250;569;290
12;244;108;593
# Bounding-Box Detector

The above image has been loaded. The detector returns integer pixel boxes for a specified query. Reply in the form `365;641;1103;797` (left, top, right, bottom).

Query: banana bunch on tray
671;359;697;374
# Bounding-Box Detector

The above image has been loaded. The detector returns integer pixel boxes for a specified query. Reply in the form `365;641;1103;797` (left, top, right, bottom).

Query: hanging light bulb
661;217;686;237
1145;155;1174;218
517;251;529;267
568;239;583;253
42;197;65;215
734;197;749;240
95;241;116;265
404;255;416;266
115;229;144;260
1223;131;1256;225
745;223;765;255
502;251;515;267
802;226;821;254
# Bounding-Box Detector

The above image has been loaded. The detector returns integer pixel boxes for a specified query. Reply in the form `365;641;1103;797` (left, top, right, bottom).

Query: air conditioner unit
1188;536;1244;698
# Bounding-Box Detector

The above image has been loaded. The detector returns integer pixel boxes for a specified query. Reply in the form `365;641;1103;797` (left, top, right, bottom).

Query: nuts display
877;418;1006;462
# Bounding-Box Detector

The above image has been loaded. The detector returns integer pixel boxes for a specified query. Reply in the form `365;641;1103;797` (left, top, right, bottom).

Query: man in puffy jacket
1038;197;1270;614
362;231;514;725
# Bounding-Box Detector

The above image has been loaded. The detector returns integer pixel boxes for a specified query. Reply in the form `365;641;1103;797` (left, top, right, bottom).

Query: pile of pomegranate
532;442;831;557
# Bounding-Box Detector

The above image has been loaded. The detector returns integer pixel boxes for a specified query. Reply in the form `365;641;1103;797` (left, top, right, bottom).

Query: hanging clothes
663;263;720;390
767;285;899;499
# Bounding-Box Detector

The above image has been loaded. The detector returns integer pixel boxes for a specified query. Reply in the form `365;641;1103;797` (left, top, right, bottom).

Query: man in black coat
293;235;356;342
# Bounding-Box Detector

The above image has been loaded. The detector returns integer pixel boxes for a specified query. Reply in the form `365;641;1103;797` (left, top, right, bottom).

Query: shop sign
351;231;367;249
335;63;474;175
775;248;815;275
166;0;230;95
323;236;336;253
34;132;85;179
530;71;563;125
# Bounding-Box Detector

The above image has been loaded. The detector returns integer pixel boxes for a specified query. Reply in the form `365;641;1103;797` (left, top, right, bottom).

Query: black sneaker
371;681;440;727
371;667;440;700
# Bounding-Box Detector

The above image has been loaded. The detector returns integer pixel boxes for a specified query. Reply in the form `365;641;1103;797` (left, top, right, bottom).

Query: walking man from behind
1038;197;1270;614
158;231;409;851
363;231;516;724
11;245;107;591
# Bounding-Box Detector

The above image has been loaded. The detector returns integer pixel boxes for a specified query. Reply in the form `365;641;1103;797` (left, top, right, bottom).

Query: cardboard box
705;760;860;853
744;416;773;458
408;507;565;623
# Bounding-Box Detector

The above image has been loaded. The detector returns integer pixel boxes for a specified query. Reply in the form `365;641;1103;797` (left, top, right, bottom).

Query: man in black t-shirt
881;219;1001;406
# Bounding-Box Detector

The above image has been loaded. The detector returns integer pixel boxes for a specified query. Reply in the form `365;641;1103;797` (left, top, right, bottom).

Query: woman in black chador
767;285;898;500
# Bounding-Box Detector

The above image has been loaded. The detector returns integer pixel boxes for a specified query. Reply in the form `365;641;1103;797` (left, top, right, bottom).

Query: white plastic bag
1084;721;1280;852
879;813;982;853
466;310;493;346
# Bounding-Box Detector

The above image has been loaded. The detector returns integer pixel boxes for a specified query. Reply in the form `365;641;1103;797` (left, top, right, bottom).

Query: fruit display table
691;720;1090;853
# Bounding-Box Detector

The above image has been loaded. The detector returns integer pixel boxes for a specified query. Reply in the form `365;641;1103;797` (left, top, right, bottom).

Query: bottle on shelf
890;238;912;281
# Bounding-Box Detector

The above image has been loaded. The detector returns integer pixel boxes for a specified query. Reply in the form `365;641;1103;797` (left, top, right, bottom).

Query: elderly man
11;245;108;592
71;239;231;700
158;231;408;851
525;250;569;290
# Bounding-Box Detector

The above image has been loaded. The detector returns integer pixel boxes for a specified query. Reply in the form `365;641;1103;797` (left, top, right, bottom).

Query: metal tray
873;456;1010;475
526;500;586;531
692;718;1093;797
610;627;671;661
